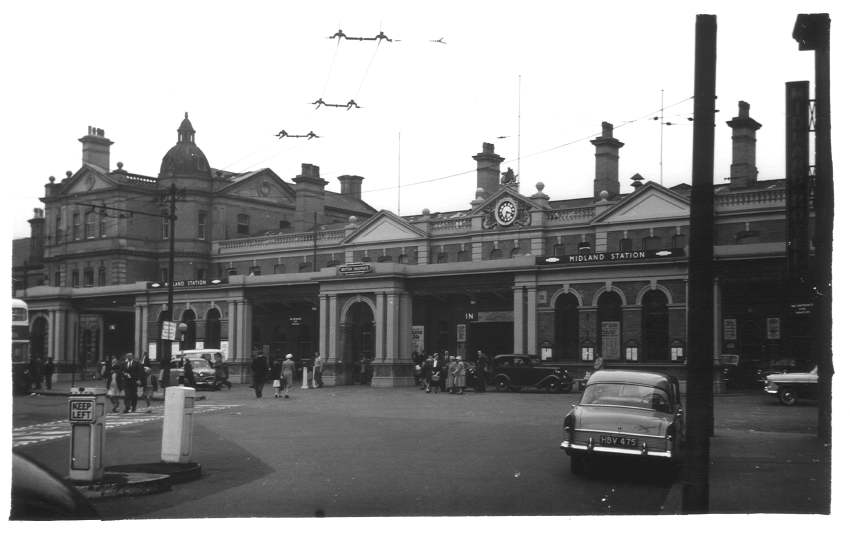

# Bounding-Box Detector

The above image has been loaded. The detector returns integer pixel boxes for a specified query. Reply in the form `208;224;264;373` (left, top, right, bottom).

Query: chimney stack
726;101;761;188
472;142;504;199
293;163;328;231
591;122;624;199
28;208;45;264
338;175;364;200
79;126;113;173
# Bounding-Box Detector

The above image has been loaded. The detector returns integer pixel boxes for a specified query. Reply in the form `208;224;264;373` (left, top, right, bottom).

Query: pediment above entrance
63;168;116;195
344;210;427;244
593;182;690;224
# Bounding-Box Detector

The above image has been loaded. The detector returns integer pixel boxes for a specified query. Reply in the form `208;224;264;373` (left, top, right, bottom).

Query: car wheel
495;377;510;392
545;380;560;393
570;454;586;476
778;387;798;406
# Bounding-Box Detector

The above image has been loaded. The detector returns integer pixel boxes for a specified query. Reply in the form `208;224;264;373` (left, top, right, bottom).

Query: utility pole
682;13;717;514
793;12;833;512
159;183;182;388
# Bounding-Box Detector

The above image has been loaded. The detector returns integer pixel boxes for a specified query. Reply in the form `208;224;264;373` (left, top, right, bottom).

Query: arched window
555;293;580;360
642;290;669;361
597;292;623;360
85;212;96;239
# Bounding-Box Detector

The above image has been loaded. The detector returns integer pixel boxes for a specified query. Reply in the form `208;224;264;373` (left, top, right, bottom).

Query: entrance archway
30;316;48;360
180;309;197;350
343;300;375;385
554;293;579;361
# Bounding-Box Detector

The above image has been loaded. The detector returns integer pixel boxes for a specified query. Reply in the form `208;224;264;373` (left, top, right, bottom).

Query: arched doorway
30;316;48;360
206;308;222;349
343;301;375;385
554;293;579;360
641;290;669;361
597;292;623;360
180;309;197;350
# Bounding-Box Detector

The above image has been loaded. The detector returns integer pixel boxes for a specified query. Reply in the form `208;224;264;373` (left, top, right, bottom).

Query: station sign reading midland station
147;279;226;289
338;262;373;276
535;248;685;266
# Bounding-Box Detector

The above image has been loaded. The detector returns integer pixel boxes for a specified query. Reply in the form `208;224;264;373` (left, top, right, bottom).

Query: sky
2;0;846;241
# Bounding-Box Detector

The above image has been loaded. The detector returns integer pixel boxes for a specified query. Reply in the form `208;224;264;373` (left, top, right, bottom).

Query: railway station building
12;103;811;387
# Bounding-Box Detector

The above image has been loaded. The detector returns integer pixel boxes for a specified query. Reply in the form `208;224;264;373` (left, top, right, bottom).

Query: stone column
134;305;143;357
385;292;399;361
328;294;338;361
227;301;236;358
318;294;329;359
513;286;524;353
713;277;721;359
140;304;149;357
526;286;538;354
48;309;56;360
375;292;386;359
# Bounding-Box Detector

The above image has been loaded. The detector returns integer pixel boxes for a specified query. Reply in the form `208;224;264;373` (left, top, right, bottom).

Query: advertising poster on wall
411;326;424;354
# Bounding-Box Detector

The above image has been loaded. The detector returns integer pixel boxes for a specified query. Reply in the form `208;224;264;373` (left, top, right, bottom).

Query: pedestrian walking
280;353;295;398
28;356;43;393
271;356;283;397
312;352;324;388
123;353;144;413
106;359;123;412
182;357;196;388
213;353;232;390
42;357;55;390
140;365;154;412
447;357;459;394
426;353;440;394
453;356;467;394
475;350;489;392
251;352;269;398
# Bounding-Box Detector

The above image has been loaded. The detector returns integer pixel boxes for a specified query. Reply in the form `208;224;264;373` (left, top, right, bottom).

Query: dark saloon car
560;370;685;475
491;354;574;393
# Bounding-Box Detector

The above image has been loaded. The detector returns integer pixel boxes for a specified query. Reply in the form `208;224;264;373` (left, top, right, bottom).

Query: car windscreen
580;383;671;412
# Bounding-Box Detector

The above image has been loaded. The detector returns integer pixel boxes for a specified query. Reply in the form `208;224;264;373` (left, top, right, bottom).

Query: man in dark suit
251;351;269;398
123;353;144;413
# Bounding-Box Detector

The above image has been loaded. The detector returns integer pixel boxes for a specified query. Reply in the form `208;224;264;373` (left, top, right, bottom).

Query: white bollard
68;387;107;482
161;386;195;463
301;367;310;389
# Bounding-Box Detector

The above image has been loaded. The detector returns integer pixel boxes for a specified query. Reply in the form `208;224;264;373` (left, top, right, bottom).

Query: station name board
535;248;685;266
147;278;226;289
338;263;373;276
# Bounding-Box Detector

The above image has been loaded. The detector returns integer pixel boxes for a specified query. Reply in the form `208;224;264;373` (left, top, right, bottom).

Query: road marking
12;404;241;449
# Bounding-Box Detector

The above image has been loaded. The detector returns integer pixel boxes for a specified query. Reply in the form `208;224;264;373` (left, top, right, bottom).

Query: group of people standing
414;349;491;394
103;353;154;413
24;356;55;395
250;351;324;399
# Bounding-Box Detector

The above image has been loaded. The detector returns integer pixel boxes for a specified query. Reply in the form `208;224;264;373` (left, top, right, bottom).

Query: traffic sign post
68;387;107;482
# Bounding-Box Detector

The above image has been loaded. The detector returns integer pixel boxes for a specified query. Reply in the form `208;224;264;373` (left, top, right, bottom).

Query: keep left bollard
161;386;195;463
68;387;106;482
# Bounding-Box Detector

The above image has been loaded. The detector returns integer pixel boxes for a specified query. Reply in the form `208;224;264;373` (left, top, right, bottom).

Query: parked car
763;366;818;406
169;355;218;389
560;370;685;475
10;451;100;520
491;354;573;393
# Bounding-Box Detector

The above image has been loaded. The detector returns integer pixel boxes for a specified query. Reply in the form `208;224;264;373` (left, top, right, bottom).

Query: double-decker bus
12;298;30;394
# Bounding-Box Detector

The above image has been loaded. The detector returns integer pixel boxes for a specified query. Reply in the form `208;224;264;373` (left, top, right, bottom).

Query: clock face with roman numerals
496;198;518;226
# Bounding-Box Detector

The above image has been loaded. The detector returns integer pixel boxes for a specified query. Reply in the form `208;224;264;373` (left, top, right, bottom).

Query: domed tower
159;113;212;180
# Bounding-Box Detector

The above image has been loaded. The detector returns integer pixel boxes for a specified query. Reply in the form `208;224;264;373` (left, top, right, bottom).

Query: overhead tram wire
358;95;695;195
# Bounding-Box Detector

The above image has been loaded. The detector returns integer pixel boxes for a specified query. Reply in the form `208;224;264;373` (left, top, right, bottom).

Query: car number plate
598;435;639;448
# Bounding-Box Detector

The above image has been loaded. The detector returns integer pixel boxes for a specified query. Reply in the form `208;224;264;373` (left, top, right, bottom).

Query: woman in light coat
452;356;467;395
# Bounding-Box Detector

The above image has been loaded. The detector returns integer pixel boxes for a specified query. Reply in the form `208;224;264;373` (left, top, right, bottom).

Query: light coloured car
169;356;217;389
560;370;685;475
764;366;818;406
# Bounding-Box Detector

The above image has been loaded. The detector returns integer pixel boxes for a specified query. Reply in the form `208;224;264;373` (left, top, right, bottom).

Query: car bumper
764;383;779;394
560;439;673;459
